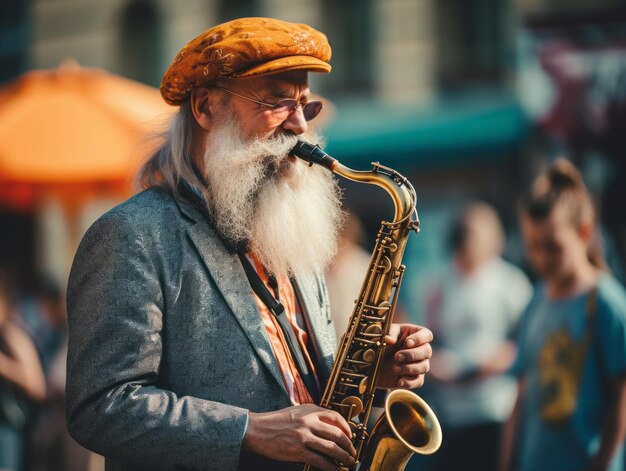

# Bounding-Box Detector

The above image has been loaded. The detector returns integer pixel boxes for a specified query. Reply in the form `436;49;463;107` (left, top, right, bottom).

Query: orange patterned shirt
246;253;319;405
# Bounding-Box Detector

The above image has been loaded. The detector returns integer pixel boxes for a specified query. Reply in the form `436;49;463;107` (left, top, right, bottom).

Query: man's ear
190;88;215;131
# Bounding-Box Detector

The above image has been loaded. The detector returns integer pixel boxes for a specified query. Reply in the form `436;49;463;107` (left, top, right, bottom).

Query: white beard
201;112;344;278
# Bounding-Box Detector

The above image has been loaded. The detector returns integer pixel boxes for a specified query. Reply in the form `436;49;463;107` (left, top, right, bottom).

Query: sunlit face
216;71;312;142
520;207;587;280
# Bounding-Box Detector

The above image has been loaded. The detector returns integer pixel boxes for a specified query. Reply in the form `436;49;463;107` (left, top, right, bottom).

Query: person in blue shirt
500;158;626;471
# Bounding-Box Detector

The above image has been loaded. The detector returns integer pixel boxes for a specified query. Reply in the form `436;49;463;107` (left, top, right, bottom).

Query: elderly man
66;17;433;471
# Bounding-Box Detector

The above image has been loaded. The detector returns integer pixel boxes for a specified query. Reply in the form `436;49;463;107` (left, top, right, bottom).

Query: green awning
323;92;530;169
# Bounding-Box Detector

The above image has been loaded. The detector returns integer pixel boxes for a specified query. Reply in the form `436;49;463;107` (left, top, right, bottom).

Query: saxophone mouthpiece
289;141;337;170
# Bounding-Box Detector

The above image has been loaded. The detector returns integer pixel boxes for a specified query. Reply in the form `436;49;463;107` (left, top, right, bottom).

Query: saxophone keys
342;396;364;419
376;301;391;314
348;421;360;442
375;256;392;274
364;323;383;336
363;349;376;363
351;349;363;365
350;350;368;372
358;376;370;394
381;236;398;252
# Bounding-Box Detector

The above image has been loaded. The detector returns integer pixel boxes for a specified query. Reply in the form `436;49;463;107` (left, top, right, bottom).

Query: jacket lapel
177;199;288;398
293;274;336;382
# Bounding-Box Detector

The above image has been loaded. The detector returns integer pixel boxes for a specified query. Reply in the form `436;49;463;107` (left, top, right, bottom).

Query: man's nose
281;106;307;135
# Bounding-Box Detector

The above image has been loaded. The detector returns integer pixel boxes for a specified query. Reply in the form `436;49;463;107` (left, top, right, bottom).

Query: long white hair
137;102;203;198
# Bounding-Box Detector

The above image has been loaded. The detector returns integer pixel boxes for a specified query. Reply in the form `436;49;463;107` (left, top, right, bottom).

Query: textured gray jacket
66;188;337;470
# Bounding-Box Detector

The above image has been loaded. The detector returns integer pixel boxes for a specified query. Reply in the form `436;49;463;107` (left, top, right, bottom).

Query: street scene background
1;0;626;469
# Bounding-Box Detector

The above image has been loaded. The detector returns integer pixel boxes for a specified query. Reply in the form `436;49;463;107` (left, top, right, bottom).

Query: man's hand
242;404;357;471
377;323;433;390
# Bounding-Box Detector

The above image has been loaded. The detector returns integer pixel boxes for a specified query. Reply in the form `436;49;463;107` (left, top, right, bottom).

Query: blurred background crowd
1;0;626;469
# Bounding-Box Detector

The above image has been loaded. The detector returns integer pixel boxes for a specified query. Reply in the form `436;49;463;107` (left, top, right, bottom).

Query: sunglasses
214;86;323;121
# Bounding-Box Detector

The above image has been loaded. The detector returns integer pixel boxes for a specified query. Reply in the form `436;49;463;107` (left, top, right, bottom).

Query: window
322;0;375;97
119;0;163;86
436;0;508;90
0;0;29;84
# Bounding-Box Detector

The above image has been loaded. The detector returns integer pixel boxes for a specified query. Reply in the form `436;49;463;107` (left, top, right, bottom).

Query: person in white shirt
424;201;532;471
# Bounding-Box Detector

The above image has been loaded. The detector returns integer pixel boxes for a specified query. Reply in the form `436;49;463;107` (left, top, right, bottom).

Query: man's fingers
313;417;357;458
393;359;431;377
394;343;433;363
318;410;354;442
306;411;357;469
385;323;401;345
244;405;358;467
306;436;356;468
404;326;434;348
397;374;425;389
300;448;341;471
386;325;433;348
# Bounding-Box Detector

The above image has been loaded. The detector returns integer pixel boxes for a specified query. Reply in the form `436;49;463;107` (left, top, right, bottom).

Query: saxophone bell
359;390;443;470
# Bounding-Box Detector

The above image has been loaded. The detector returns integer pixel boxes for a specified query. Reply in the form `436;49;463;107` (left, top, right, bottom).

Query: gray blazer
66;188;337;470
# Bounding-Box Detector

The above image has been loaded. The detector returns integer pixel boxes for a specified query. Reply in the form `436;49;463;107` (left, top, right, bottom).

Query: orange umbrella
0;62;174;210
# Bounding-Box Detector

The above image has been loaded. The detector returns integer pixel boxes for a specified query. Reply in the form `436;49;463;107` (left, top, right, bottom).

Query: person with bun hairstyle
500;159;626;471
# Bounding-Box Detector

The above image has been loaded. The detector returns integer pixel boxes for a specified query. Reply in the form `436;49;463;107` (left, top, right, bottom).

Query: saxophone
290;142;442;471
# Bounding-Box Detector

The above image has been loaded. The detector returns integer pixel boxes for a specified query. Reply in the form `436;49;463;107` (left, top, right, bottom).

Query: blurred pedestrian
18;276;91;471
18;276;66;377
422;202;531;471
501;159;626;471
325;212;371;344
0;274;46;471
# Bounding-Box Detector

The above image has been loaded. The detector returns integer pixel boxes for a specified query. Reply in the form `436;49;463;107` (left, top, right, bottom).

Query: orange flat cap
160;17;332;106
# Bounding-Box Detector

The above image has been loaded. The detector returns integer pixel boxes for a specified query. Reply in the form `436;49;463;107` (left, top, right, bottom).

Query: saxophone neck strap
238;253;321;403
